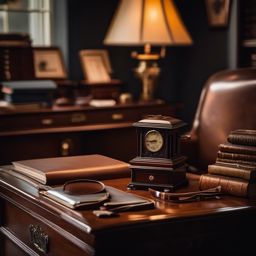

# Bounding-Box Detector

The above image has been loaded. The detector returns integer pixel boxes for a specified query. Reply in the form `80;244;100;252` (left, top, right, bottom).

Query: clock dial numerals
144;130;164;153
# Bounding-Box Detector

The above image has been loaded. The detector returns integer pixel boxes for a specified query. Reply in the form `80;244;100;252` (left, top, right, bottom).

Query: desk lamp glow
104;0;192;101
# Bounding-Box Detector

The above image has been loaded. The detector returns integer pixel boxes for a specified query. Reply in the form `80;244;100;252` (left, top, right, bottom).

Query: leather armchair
182;68;256;173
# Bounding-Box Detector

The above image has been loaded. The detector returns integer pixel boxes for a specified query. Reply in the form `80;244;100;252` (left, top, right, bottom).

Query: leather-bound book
217;151;256;162
219;143;256;155
208;164;256;181
216;158;256;167
227;129;256;146
12;154;130;185
199;174;256;198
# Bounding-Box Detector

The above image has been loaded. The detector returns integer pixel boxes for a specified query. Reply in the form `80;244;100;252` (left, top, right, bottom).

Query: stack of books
199;129;256;198
0;154;134;209
1;80;57;107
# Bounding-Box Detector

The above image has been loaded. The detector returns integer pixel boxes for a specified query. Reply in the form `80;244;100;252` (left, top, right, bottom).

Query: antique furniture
0;33;35;81
182;68;256;172
1;172;256;255
0;101;175;164
129;115;187;191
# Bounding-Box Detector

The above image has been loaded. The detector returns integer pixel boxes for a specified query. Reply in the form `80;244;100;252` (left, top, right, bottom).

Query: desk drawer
0;112;89;131
2;201;93;256
0;103;174;132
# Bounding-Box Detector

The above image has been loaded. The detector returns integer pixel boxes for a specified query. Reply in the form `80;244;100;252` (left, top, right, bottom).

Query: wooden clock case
129;115;188;191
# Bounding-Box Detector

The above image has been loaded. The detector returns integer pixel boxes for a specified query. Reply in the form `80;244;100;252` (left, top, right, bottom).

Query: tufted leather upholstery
182;68;256;173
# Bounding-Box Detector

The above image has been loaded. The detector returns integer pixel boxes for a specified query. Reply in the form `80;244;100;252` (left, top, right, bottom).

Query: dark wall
67;0;231;126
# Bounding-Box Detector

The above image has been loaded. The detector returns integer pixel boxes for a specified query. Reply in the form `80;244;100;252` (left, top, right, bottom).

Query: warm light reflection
127;214;148;220
149;8;158;20
211;80;256;91
148;214;169;220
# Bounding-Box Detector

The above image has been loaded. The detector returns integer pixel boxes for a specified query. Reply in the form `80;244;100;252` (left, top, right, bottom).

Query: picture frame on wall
79;50;112;83
205;0;231;27
33;47;67;79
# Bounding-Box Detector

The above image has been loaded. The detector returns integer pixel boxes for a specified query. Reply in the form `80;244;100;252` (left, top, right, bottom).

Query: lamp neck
132;44;166;61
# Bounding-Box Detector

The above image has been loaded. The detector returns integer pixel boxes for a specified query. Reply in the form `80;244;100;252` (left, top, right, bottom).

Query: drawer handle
29;224;49;254
71;113;87;123
112;113;124;120
41;118;53;125
61;139;73;156
149;175;155;181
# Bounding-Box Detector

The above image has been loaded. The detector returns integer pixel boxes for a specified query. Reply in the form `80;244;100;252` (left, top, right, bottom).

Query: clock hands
146;139;158;143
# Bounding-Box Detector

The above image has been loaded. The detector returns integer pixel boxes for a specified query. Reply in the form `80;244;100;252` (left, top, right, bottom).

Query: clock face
144;130;164;153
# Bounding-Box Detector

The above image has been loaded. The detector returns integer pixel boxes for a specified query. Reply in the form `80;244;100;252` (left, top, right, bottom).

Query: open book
12;154;130;185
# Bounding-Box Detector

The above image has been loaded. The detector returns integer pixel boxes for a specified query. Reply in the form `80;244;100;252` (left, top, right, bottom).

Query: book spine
227;134;256;146
219;143;256;155
208;164;256;181
217;151;256;162
216;158;256;167
199;174;249;197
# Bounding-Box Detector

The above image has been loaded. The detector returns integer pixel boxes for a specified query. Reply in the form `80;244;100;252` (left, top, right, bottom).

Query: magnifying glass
63;179;106;195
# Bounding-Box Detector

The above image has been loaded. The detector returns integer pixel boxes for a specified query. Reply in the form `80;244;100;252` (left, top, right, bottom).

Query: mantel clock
128;115;188;191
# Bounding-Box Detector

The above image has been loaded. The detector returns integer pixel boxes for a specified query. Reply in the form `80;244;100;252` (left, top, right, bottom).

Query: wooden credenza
0;101;176;164
1;173;256;256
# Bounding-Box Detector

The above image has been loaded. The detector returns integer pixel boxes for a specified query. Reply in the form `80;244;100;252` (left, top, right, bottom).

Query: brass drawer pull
149;175;155;181
112;113;124;120
71;113;87;123
29;224;49;254
41;118;53;125
61;139;73;156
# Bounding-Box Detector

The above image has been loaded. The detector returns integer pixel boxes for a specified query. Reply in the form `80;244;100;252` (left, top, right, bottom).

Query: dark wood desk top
1;172;256;255
1;172;255;233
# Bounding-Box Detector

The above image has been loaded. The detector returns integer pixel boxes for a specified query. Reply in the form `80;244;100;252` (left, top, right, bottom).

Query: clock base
128;164;188;191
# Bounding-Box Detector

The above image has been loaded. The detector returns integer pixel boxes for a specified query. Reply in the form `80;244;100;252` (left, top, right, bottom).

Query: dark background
54;0;238;126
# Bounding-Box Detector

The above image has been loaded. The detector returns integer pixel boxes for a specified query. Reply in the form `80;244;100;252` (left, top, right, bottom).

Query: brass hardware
149;175;155;181
180;134;191;141
41;118;53;125
61;139;73;156
29;224;49;254
112;113;124;120
71;113;87;123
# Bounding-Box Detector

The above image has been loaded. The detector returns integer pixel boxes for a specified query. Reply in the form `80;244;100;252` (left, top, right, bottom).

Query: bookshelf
238;0;256;67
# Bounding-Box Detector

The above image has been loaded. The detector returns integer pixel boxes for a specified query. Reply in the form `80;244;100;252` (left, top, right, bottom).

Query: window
0;0;52;46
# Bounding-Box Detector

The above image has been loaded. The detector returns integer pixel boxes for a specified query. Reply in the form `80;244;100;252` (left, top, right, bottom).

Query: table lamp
104;0;193;101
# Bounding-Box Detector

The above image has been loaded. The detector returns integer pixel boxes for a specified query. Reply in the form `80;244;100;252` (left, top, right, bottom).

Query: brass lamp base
134;60;160;101
132;44;164;101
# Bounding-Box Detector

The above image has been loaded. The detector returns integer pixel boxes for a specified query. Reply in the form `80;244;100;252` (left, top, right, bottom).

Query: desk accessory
104;0;192;101
79;50;123;100
40;179;110;209
33;47;67;80
129;115;188;191
200;129;256;198
40;179;154;211
149;186;222;203
1;80;57;106
12;154;130;185
227;129;256;146
93;201;154;217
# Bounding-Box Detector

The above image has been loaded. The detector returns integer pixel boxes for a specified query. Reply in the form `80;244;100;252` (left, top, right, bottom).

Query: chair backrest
190;68;256;171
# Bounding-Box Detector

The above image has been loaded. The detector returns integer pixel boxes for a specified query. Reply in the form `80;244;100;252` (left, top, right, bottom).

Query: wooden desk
0;101;175;164
1;172;256;256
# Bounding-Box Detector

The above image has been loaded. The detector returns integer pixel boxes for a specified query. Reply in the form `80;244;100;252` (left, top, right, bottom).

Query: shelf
242;39;256;47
